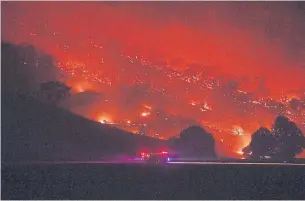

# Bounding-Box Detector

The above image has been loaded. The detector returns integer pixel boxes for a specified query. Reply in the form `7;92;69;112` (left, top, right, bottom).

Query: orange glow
232;126;244;136
144;105;152;110
236;135;252;158
203;102;212;111
128;128;138;134
98;114;113;124
66;79;94;94
77;86;84;93
141;112;151;117
2;2;305;158
190;101;197;106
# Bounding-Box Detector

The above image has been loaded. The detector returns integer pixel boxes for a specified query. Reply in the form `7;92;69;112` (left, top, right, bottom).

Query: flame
3;2;305;158
232;125;244;136
190;101;197;106
141;112;151;117
144;105;152;110
76;85;84;93
98;114;113;124
203;102;212;111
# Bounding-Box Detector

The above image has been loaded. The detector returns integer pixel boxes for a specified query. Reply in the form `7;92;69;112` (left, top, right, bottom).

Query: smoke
2;2;305;157
1;42;63;94
3;2;305;94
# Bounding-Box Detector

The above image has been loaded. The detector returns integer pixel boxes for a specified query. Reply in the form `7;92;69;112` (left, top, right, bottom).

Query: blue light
167;157;170;162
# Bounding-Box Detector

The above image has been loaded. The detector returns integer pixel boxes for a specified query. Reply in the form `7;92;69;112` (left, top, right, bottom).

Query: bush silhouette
272;115;305;160
177;126;217;159
242;127;276;159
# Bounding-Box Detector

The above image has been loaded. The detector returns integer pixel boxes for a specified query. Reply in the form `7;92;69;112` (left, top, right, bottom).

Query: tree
242;127;276;160
177;126;217;159
1;42;60;95
40;81;71;105
167;136;180;153
168;136;179;147
272;115;305;160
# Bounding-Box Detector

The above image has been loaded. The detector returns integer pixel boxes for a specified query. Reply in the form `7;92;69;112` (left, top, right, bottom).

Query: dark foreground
2;163;305;200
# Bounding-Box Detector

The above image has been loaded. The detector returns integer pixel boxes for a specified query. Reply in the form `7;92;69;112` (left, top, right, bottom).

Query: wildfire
144;105;152;110
76;86;84;93
98;115;113;124
141;112;151;117
4;2;305;159
190;101;197;106
203;102;212;111
232;126;244;136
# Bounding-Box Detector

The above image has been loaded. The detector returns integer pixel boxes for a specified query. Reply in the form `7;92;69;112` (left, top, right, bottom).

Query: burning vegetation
2;2;305;158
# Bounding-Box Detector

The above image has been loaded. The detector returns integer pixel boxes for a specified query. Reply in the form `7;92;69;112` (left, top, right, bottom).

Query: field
2;163;305;200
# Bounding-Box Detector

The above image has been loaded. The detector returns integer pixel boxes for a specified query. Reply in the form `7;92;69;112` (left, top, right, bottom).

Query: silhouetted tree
242;127;276;160
167;136;180;153
1;42;60;95
177;126;217;159
242;145;251;158
272;115;305;160
40;81;71;105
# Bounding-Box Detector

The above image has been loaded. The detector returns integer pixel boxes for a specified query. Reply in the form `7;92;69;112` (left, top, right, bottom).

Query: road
167;161;305;166
3;160;305;166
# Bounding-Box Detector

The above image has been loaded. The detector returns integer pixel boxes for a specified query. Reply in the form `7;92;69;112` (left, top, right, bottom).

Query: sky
2;1;305;157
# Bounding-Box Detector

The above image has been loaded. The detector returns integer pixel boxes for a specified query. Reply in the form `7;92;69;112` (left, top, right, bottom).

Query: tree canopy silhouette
40;81;71;105
272;115;305;160
243;115;305;161
1;42;60;95
177;125;217;159
242;127;276;159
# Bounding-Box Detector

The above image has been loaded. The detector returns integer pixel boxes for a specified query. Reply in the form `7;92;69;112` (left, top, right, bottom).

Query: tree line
168;115;305;161
242;116;305;161
2;42;305;161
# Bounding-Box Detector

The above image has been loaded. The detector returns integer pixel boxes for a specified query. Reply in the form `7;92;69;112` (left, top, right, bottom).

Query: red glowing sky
2;2;305;157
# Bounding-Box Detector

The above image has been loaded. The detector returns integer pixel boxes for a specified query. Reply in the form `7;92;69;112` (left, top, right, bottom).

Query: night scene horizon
2;2;305;200
2;1;305;159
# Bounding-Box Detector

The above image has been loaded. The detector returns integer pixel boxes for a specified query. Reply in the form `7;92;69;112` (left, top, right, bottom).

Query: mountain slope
2;93;165;162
